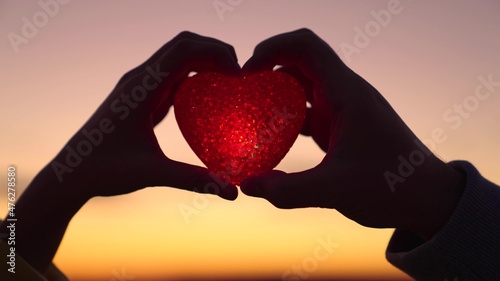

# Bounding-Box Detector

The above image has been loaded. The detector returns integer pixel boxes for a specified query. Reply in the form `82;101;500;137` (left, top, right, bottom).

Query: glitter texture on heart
174;71;306;185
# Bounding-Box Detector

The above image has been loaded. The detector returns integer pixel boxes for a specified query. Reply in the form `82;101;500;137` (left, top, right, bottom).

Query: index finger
120;31;238;85
242;28;348;84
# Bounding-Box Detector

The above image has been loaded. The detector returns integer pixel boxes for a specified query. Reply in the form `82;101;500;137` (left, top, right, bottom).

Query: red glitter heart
174;71;306;185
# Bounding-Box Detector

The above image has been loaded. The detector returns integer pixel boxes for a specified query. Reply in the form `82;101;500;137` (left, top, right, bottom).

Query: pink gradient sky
1;0;499;280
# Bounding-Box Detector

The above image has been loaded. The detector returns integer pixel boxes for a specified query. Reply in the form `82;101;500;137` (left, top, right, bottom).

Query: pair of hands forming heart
7;29;465;272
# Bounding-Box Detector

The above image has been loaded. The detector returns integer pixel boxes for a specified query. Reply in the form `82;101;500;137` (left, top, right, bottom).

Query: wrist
36;162;90;207
411;161;466;240
1;163;89;271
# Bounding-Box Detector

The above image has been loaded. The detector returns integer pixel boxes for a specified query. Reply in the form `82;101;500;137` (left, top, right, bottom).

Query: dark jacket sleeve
386;161;500;281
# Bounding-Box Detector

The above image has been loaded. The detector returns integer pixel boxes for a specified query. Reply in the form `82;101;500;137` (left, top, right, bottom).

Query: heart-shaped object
174;71;306;185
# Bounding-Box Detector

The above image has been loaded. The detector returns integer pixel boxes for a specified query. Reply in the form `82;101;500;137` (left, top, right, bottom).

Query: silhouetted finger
149;159;238;200
243;29;345;83
119;31;238;84
240;166;331;209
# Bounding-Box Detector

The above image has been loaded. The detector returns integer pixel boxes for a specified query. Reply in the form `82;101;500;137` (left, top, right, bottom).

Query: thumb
149;159;239;201
240;167;328;209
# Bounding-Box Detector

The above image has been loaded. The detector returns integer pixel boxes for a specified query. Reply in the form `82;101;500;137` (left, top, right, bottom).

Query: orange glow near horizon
1;1;499;280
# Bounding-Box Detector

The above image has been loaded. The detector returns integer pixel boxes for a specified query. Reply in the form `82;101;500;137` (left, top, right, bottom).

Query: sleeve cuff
386;161;500;280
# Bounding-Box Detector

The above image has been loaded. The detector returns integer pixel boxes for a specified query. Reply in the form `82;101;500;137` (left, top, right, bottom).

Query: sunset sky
1;0;499;280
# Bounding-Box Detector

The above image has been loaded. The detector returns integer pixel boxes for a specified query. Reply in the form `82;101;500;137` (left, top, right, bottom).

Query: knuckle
175;38;193;49
253;40;272;56
118;68;140;85
213;45;232;58
297;27;314;34
171;38;197;55
175;31;196;40
226;44;236;54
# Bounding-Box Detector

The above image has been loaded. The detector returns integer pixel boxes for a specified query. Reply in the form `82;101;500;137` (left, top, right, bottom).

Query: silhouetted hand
51;31;239;201
241;29;465;240
2;32;239;272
